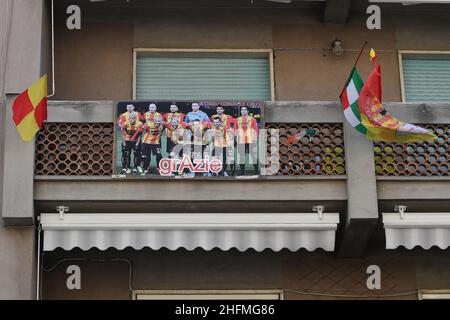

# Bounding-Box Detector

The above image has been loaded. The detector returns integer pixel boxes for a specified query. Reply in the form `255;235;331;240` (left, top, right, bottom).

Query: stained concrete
0;227;35;299
0;0;42;300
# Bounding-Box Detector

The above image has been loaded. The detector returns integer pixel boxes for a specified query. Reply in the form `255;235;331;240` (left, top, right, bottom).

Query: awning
382;212;450;250
40;213;340;252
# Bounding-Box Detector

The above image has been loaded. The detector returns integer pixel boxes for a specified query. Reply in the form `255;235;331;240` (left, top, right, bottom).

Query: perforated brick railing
35;122;346;177
35;123;114;176
373;124;450;176
265;123;346;176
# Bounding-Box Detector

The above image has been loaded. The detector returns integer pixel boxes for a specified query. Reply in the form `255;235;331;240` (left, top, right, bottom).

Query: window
399;51;450;102
133;49;274;101
133;290;284;300
419;290;450;300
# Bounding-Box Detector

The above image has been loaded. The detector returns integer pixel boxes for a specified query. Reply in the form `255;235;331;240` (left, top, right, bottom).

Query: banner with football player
114;101;264;178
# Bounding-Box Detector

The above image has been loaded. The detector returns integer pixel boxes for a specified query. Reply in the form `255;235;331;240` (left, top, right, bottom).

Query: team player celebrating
143;103;163;123
141;116;166;175
210;105;235;129
116;101;261;177
164;103;185;154
118;104;141;128
166;117;190;158
165;117;191;175
118;104;141;171
188;119;211;159
165;103;185;124
184;102;210;124
120;112;144;175
211;116;235;176
235;106;259;176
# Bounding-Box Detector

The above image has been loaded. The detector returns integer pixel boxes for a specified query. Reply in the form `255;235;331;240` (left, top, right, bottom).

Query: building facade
1;0;450;300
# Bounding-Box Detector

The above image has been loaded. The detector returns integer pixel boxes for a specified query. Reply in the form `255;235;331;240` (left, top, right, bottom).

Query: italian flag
340;67;367;135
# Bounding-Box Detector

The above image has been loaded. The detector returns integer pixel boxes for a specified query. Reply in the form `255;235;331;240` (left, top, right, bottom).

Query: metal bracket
313;205;326;220
394;205;407;219
56;206;69;220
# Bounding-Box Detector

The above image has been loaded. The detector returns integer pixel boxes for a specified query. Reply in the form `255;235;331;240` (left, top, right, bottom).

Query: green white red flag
340;54;436;143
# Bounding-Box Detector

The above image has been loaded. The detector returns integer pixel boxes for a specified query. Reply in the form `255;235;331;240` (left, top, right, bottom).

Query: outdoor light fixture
331;38;344;56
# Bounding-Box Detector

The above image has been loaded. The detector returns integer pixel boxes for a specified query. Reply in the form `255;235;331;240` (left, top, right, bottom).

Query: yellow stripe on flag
27;75;47;108
16;112;40;142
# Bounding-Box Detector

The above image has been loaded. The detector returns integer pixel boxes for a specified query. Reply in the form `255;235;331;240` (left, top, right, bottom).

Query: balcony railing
35;122;346;177
373;124;450;176
266;123;345;176
34;101;450;178
35;123;114;176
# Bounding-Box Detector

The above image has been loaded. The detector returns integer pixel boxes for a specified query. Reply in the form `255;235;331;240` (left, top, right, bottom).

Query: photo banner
114;100;265;178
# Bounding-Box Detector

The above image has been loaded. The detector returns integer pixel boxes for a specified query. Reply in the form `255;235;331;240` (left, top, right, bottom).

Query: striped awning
382;212;450;250
40;213;340;252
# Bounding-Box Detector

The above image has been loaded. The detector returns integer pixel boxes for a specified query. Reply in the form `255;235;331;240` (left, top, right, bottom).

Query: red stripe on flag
34;97;48;128
12;90;34;125
341;89;350;109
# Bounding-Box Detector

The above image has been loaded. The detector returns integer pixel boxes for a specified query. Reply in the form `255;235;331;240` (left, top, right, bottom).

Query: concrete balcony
3;98;450;256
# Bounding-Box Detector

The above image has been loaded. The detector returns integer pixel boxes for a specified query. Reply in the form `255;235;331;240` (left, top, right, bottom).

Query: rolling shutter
136;56;271;101
402;57;450;102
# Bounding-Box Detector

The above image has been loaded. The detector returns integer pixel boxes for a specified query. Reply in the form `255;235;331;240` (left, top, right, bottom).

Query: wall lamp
331;38;344;56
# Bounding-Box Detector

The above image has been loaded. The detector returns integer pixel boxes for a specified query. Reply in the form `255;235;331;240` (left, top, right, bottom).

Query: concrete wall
0;0;46;300
0;227;35;299
3;0;450;300
416;249;450;290
41;246;422;300
4;0;46;93
1;0;47;225
50;2;450;102
53;20;133;101
272;17;400;101
0;0;10;227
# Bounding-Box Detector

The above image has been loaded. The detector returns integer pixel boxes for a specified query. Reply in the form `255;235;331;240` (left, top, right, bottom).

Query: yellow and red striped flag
12;75;48;142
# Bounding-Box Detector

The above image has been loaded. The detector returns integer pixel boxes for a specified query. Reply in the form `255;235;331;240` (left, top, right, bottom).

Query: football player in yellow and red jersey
164;103;185;125
166;117;190;157
211;116;235;176
164;103;185;154
165;117;191;175
143;103;164;123
118;104;141;129
121;112;144;175
186;119;212;176
210;105;235;129
234;106;259;176
118;104;142;171
188;119;211;156
141;116;166;175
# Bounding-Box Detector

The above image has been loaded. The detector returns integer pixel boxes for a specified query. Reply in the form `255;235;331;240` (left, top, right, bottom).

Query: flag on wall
12;75;48;142
340;56;436;143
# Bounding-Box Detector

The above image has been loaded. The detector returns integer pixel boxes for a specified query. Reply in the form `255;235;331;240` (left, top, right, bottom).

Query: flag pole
339;41;368;98
353;40;368;68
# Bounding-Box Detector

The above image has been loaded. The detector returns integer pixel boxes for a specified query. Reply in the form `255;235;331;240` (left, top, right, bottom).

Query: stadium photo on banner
114;101;264;178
